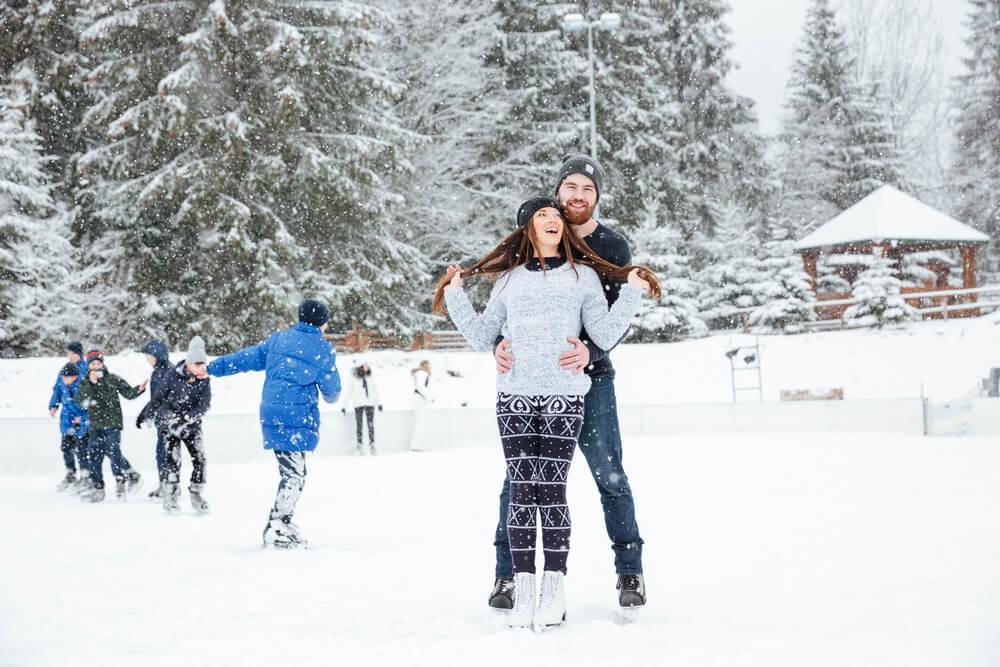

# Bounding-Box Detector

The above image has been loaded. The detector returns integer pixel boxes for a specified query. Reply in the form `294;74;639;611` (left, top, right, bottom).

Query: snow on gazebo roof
794;185;989;252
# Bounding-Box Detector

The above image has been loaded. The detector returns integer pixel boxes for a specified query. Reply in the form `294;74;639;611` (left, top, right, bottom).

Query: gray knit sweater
444;262;641;396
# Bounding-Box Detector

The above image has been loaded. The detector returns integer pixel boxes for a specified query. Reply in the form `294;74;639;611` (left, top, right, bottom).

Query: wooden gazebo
794;186;990;319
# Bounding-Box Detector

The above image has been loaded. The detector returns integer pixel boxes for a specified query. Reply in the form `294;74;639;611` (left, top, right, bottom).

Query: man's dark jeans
494;375;644;577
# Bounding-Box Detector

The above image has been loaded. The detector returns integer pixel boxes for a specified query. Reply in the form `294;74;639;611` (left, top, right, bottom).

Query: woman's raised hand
627;267;652;294
445;265;464;289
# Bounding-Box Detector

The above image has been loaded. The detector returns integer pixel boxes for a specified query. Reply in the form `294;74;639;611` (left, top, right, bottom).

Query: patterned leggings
496;393;584;574
270;451;307;522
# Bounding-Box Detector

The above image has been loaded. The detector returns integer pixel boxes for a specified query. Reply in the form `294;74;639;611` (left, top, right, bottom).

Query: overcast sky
725;0;971;135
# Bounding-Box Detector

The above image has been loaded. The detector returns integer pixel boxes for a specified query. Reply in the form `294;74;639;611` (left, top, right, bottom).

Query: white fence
2;398;928;477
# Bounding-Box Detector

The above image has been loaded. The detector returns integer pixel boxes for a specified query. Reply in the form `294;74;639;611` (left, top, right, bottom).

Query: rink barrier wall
2;398;926;476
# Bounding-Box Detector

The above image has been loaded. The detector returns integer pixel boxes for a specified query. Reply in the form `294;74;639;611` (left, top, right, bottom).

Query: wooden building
794;186;990;320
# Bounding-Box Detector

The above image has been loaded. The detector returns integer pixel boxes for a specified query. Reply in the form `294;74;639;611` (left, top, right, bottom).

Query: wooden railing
802;284;1000;331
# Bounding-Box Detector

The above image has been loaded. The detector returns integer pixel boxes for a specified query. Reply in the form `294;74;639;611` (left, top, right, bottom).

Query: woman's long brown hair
431;212;662;314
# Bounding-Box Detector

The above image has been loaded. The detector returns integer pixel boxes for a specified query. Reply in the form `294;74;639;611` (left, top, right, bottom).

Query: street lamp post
561;12;621;161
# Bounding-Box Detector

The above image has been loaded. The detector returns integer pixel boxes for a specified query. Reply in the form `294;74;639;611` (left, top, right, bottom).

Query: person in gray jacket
432;197;660;629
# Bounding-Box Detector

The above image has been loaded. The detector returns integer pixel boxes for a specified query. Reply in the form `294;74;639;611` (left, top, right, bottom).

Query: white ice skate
535;571;567;629
262;518;308;550
507;572;535;629
56;472;76;492
189;485;209;514
162;484;181;514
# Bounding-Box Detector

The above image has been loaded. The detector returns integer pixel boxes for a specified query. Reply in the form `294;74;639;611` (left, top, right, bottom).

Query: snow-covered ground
3;433;999;667
4;318;1000;665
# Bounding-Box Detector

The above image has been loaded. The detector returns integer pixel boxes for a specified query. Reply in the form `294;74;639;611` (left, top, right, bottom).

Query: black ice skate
56;471;76;492
114;478;126;500
617;574;646;608
262;516;308;550
488;577;515;610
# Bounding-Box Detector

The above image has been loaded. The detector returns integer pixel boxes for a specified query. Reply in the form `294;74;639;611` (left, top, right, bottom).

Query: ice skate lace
618;575;641;593
537;575;558;612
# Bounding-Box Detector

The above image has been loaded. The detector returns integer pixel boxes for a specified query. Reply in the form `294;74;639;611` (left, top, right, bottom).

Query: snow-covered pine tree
378;0;508;278
781;0;905;235
0;0;91;187
952;0;1000;276
696;205;766;330
480;0;585;219
582;0;766;240
77;1;425;347
0;86;102;356
631;220;706;341
749;231;816;334
842;253;918;328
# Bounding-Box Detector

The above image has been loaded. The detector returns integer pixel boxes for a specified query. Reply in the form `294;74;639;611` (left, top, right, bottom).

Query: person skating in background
49;363;90;492
137;336;211;514
77;350;147;503
490;156;651;612
433;196;658;628
137;339;173;500
341;362;382;455
48;341;90;490
207;299;341;548
409;360;432;452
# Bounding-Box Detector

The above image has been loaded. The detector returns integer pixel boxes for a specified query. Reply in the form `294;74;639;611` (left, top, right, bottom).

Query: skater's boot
369;443;376;456
355;444;363;456
617;574;646;608
56;471;76;492
71;471;90;494
81;484;105;503
488;577;515;610
125;470;143;496
507;572;535;628
162;482;180;513
114;477;126;500
188;484;209;514
148;481;163;501
262;515;308;549
535;571;567;627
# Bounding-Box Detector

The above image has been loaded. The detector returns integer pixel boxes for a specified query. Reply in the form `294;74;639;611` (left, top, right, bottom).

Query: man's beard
559;199;596;226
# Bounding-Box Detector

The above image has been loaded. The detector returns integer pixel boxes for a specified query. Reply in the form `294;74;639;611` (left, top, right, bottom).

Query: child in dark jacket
49;362;90;491
207;299;341;548
139;339;173;498
77;350;147;503
137;337;212;514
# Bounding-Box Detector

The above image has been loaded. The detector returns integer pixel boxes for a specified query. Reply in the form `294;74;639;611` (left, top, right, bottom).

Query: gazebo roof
794;185;989;252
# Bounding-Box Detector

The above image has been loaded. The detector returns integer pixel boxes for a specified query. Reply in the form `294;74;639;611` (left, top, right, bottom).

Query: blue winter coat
49;360;89;436
50;376;89;437
207;323;341;452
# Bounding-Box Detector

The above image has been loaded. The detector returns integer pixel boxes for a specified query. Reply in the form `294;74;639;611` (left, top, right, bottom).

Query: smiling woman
428;196;660;629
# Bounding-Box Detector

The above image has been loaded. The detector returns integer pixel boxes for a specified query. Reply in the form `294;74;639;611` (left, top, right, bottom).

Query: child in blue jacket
49;362;90;491
207;299;341;548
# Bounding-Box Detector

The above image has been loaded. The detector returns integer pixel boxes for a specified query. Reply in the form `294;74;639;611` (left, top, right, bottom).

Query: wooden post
962;245;980;317
801;251;818;292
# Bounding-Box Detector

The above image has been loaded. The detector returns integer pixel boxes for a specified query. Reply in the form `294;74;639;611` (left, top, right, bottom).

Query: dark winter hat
85;350;104;364
142;339;169;363
554;154;605;202
516;196;561;228
66;341;84;357
298;299;329;327
60;363;80;377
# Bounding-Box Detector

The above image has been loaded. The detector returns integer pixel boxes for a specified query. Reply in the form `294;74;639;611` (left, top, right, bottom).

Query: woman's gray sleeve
579;269;641;350
444;283;507;352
